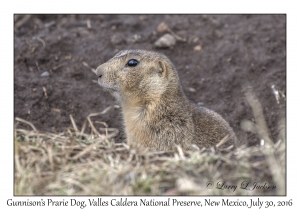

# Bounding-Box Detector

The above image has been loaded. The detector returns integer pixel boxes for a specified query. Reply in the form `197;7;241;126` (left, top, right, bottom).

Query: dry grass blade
82;61;96;74
72;140;102;160
65;178;90;194
176;145;185;160
80;119;87;136
216;135;229;148
37;37;46;48
243;85;272;145
15;117;37;132
167;29;186;42
69;115;79;133
47;146;55;171
86;107;113;137
14;155;23;174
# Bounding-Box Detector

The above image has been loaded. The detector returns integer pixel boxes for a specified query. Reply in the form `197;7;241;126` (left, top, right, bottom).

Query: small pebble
40;71;50;77
157;22;169;33
240;119;257;134
194;45;202;51
52;108;61;113
192;37;199;43
44;21;56;28
188;87;196;92
132;34;141;43
154;33;176;48
210;17;221;27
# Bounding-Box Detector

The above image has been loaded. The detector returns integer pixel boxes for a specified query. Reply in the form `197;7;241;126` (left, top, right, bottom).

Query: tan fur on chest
122;102;159;149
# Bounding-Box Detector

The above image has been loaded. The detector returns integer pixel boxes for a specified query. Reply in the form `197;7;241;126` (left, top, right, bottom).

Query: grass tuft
14;120;285;195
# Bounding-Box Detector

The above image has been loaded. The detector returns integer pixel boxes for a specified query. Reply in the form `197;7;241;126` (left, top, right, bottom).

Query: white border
2;0;299;209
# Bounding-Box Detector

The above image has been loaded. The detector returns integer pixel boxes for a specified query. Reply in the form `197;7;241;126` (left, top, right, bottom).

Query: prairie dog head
95;50;179;104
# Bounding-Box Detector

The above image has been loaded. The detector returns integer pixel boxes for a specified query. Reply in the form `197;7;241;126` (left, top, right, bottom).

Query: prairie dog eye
126;59;139;67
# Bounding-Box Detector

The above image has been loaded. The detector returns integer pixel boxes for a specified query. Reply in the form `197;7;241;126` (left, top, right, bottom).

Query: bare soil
14;14;286;146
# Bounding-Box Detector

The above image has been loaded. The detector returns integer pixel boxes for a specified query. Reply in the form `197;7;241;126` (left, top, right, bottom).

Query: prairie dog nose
95;64;104;78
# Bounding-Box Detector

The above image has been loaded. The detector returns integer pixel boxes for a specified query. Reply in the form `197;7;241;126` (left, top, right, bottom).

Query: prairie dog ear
158;60;169;78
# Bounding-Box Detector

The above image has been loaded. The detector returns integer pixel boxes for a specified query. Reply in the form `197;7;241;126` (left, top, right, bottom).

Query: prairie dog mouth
98;78;117;91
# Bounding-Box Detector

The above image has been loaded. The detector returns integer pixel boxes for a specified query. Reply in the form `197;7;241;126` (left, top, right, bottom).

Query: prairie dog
95;50;236;151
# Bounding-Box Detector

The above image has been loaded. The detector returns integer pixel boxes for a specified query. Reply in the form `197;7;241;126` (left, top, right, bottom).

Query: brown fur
95;50;237;151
